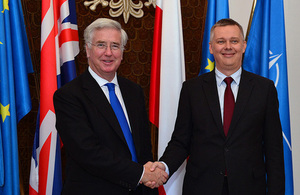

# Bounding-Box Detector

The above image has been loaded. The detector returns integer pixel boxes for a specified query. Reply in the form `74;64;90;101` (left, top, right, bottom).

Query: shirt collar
88;67;119;87
215;67;242;86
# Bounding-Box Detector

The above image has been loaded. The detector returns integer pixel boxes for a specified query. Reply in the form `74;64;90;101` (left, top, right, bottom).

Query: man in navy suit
150;18;285;195
54;18;167;195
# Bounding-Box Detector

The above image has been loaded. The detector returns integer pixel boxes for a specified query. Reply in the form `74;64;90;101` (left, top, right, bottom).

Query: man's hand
140;161;169;189
150;161;166;172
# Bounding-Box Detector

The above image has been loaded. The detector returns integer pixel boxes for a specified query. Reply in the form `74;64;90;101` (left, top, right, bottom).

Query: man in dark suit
53;18;167;195
149;18;285;194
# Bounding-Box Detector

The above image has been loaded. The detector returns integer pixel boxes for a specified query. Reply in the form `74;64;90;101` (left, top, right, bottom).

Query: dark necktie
106;83;138;162
223;77;235;136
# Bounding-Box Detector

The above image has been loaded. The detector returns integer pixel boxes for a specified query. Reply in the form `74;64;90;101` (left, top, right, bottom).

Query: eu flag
243;0;293;194
199;0;229;75
0;0;33;193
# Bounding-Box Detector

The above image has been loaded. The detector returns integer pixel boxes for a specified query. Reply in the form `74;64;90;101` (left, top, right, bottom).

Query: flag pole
151;124;158;161
245;0;257;41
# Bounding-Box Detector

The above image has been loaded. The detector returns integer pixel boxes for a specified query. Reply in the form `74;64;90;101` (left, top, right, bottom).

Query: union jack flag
29;0;79;194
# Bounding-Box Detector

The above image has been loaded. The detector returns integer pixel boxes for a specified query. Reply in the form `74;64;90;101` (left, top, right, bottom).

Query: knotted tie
223;77;235;136
106;83;138;162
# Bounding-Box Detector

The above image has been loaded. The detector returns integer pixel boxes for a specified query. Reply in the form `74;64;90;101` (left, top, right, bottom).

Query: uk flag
29;0;79;194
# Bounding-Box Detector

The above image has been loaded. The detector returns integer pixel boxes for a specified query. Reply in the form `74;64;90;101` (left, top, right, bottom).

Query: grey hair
84;18;128;51
210;18;244;42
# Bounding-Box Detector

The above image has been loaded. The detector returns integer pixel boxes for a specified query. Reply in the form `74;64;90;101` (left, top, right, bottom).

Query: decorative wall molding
144;0;156;8
84;0;156;23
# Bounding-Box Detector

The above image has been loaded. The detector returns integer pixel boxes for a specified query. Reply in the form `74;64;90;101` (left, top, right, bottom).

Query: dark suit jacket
160;69;285;195
53;70;157;195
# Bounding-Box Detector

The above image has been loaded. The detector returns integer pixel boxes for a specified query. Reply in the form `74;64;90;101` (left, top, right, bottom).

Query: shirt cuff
160;161;170;175
138;166;145;186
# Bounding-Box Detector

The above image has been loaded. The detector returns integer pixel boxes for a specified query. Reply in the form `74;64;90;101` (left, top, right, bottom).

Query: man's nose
104;45;113;55
224;41;232;49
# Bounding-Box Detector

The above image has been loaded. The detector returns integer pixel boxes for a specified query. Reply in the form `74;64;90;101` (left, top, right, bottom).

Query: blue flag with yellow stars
0;0;33;193
199;0;229;75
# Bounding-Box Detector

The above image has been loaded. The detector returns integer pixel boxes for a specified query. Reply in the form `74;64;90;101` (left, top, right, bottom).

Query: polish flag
149;0;186;194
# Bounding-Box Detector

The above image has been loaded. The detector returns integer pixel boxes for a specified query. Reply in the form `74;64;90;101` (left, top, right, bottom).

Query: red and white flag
29;0;79;194
149;0;186;194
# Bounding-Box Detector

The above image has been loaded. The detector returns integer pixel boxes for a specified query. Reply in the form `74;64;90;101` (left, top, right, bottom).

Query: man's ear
209;42;213;54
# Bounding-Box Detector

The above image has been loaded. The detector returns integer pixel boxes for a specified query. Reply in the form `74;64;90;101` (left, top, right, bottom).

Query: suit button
219;171;224;175
224;147;229;152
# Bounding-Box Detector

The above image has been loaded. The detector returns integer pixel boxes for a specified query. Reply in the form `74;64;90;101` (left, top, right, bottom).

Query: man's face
209;25;247;75
86;28;123;81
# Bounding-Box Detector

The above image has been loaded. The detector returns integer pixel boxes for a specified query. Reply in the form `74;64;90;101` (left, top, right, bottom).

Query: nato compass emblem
269;50;282;87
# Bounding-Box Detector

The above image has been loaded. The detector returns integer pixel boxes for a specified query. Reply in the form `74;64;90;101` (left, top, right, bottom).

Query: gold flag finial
245;0;257;41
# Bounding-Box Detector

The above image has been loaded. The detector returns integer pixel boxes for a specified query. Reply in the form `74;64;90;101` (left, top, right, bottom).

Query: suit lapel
81;71;127;144
227;70;254;138
202;71;224;136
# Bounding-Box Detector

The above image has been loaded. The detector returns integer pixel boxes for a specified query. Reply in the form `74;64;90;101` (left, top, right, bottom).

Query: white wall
229;0;253;37
230;0;300;194
285;1;300;193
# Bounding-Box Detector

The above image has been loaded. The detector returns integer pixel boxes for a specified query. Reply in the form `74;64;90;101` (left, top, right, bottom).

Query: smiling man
150;18;285;195
53;18;168;195
209;21;246;76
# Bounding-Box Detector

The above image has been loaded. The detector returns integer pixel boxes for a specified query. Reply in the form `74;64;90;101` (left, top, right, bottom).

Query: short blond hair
210;18;244;41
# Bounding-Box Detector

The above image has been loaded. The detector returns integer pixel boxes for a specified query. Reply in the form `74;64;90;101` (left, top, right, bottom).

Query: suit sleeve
160;81;192;176
263;82;285;194
53;87;143;190
135;86;154;164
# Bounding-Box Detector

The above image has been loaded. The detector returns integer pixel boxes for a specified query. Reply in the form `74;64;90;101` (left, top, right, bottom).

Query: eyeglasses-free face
209;25;246;76
86;28;123;81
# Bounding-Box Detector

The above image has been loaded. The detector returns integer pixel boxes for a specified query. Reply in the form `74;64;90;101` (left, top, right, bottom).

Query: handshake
140;161;169;189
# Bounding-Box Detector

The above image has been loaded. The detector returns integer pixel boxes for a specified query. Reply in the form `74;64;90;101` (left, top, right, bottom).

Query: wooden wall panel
18;0;206;194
